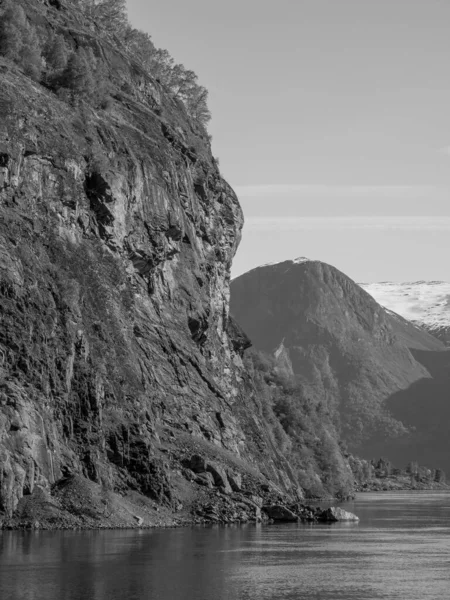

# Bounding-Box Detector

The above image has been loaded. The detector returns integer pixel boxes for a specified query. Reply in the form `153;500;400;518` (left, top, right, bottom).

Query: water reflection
0;492;449;600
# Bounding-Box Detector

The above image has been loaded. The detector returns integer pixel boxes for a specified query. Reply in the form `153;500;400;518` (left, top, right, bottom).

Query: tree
45;34;68;72
62;49;95;98
20;25;42;81
0;1;27;61
121;27;155;61
186;86;211;126
0;1;42;81
406;461;419;476
149;48;174;84
91;0;128;34
0;21;22;60
0;0;27;28
170;64;198;100
434;469;446;484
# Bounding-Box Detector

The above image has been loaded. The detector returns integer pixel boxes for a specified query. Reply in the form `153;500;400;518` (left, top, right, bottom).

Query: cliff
230;259;449;471
0;0;322;528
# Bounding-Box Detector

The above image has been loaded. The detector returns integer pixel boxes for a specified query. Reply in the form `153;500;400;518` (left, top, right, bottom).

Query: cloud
234;184;439;199
244;215;450;233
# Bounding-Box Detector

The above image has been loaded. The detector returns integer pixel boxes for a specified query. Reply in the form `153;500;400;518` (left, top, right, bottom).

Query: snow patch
260;256;313;269
292;256;312;264
360;281;450;329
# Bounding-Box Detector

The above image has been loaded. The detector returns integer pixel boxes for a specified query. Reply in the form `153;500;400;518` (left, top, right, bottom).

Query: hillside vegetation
243;348;354;498
0;0;211;127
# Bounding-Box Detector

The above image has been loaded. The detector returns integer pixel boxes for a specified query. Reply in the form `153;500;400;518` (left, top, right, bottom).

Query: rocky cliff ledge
0;0;326;528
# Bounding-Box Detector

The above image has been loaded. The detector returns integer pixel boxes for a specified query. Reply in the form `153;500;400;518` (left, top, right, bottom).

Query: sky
127;0;450;282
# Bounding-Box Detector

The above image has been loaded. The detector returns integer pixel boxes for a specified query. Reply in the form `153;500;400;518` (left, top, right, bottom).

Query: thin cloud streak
245;216;450;232
235;184;442;199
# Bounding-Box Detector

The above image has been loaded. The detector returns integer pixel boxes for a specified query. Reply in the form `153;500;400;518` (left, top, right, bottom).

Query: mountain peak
292;256;313;264
260;256;313;268
231;259;448;465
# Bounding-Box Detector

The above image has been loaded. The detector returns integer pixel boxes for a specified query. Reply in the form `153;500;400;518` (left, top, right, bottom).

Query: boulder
183;456;232;493
262;504;298;522
186;455;209;473
318;507;359;522
181;468;196;482
248;494;263;507
206;463;232;494
194;472;215;488
227;472;242;492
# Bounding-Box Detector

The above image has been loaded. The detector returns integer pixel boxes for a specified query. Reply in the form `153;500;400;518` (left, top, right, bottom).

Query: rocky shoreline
1;495;359;531
355;479;450;493
0;455;359;532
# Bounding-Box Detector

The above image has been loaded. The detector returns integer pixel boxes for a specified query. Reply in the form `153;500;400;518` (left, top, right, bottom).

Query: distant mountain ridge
361;281;450;346
231;258;450;472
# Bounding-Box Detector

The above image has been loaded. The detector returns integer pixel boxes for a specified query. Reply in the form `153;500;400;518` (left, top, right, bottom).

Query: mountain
361;282;450;346
230;259;450;472
0;0;356;527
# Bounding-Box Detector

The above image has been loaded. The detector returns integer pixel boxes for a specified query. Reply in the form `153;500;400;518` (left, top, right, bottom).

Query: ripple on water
0;491;449;600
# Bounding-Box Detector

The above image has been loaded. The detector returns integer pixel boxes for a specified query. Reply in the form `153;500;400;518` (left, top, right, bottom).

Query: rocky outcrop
262;504;298;522
0;0;309;526
318;507;359;522
183;455;233;494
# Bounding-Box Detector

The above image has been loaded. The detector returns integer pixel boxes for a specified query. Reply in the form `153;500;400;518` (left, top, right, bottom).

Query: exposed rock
227;471;242;492
206;464;232;494
194;472;215;488
318;507;359;522
185;455;209;474
249;495;263;507
226;316;252;357
262;504;298;522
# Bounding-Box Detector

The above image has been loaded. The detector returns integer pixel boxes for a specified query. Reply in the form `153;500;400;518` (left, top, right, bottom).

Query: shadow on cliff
360;348;450;472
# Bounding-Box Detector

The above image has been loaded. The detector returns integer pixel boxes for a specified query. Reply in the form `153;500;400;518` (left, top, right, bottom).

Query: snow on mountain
360;281;450;344
260;257;313;269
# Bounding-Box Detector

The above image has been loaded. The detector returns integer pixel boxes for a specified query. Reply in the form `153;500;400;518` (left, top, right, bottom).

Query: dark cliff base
2;472;356;531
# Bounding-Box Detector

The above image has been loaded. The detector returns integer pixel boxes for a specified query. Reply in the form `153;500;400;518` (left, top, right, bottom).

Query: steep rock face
230;259;447;457
0;0;304;523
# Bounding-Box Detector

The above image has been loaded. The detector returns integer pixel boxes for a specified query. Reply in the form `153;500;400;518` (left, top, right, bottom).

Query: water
1;491;449;600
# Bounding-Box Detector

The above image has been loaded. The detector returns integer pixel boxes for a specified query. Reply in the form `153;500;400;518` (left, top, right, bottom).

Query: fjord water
1;492;449;600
